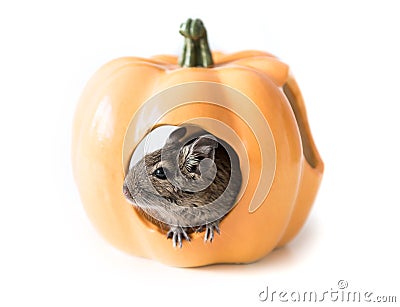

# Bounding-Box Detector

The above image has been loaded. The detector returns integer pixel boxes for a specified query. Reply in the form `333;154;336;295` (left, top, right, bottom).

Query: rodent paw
167;226;191;248
197;221;220;243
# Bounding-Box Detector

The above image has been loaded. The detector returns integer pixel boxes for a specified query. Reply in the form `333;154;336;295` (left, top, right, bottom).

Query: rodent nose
123;184;133;199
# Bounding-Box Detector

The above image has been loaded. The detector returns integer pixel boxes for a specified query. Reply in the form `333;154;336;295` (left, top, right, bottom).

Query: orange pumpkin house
72;18;323;267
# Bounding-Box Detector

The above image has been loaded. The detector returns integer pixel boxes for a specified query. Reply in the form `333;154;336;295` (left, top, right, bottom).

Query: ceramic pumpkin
72;18;323;267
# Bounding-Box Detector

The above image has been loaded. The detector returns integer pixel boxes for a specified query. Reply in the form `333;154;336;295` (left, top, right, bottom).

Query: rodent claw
204;226;213;242
214;224;220;235
182;230;191;242
167;227;190;248
203;221;220;243
176;233;182;248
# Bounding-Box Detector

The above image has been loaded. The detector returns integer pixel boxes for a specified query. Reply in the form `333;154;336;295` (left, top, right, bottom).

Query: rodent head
124;126;219;204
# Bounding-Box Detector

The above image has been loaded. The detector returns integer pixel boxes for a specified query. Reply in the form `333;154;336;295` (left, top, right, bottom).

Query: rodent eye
153;167;167;180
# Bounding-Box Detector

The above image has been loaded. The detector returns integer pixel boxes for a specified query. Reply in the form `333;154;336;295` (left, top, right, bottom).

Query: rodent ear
167;126;187;143
183;135;218;173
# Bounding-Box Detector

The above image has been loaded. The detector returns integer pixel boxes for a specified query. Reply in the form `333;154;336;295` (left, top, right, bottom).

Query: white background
1;0;399;306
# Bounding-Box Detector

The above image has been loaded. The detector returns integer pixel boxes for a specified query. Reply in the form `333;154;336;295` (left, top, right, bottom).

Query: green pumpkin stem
179;18;214;68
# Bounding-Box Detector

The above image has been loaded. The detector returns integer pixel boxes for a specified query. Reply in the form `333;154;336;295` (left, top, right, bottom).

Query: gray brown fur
123;125;242;248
